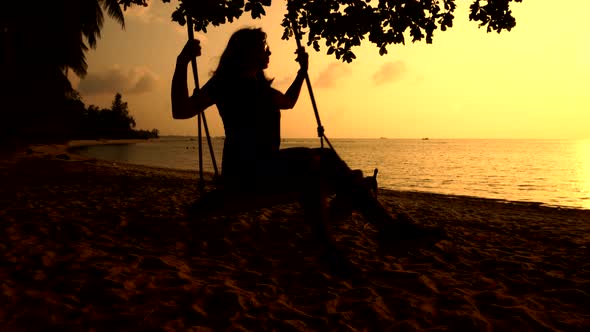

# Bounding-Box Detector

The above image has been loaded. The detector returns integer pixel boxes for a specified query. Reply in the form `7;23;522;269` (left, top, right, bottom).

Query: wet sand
1;143;589;331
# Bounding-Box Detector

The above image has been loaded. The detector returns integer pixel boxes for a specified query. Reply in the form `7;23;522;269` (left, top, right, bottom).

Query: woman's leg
272;147;388;225
272;148;443;251
268;148;345;255
308;148;427;233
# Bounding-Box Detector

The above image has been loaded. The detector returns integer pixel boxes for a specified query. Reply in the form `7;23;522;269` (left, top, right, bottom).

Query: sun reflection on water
575;139;590;209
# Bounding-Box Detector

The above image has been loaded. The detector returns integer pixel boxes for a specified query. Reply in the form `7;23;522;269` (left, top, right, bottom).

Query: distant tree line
63;92;159;140
0;1;158;144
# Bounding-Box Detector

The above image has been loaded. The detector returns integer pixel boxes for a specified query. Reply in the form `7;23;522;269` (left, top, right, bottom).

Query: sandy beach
1;142;589;331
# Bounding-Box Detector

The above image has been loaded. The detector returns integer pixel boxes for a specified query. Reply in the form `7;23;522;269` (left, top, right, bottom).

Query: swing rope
186;16;219;189
290;20;335;152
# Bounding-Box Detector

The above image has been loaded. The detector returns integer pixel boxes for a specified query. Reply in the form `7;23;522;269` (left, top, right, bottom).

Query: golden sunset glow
75;0;590;139
576;139;590;209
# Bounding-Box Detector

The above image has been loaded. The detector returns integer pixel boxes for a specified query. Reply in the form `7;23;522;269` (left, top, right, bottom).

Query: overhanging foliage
159;0;523;62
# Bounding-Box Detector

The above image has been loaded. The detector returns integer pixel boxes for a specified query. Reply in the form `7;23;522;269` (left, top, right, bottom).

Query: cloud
78;66;159;95
372;61;406;85
272;76;293;89
123;3;209;42
124;5;165;24
314;63;352;88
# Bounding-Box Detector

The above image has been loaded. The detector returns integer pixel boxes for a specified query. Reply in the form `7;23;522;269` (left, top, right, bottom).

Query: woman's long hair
214;28;271;84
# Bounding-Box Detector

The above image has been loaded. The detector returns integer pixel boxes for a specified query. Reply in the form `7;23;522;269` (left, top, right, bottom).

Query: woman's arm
272;47;309;110
171;40;215;119
272;69;306;109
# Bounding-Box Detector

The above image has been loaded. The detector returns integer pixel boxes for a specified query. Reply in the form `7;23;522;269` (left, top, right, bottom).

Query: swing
184;16;379;221
181;16;448;276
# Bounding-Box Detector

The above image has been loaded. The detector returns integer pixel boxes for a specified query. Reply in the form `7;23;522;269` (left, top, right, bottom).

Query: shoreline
32;139;590;212
1;143;589;330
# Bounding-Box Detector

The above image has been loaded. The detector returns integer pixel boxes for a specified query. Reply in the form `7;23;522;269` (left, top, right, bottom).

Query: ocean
72;137;590;210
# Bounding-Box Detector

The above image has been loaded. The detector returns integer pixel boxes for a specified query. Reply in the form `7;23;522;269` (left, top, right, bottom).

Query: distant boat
421;138;429;140
379;137;388;140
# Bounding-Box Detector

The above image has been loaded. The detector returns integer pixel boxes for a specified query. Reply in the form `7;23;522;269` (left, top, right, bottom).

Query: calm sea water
73;137;590;210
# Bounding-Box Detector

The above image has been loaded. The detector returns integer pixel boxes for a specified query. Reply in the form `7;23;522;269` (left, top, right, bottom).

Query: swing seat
187;168;380;220
187;186;303;219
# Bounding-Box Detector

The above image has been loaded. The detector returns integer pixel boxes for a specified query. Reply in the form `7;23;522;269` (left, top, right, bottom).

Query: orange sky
73;0;590;139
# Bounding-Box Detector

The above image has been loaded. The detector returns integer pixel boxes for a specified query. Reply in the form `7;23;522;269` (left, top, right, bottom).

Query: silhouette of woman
172;28;313;189
171;28;441;269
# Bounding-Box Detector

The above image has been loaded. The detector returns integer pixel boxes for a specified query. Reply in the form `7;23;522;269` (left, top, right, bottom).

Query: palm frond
101;0;125;28
80;0;104;48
